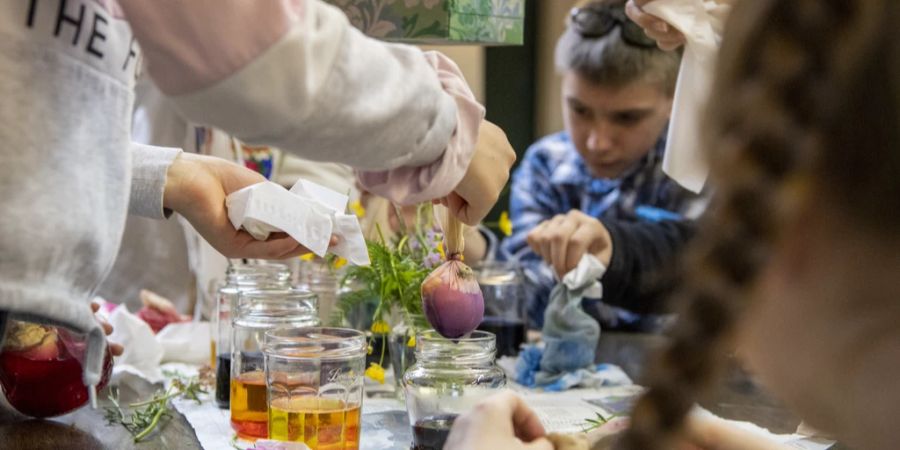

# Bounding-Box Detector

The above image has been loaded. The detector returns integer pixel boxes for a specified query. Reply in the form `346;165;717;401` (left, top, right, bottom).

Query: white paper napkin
107;305;165;383
226;179;370;265
561;254;606;298
642;0;731;193
106;305;211;384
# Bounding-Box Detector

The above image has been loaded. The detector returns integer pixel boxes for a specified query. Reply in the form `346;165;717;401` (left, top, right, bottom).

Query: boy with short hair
503;0;707;329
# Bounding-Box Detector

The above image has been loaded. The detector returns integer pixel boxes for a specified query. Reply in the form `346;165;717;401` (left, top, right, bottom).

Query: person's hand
526;210;613;279
163;153;319;259
90;302;123;356
444;391;553;450
444;120;516;226
626;0;686;51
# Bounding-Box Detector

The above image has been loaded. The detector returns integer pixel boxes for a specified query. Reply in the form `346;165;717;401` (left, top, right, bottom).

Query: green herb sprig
104;373;206;442
581;411;620;433
333;203;436;328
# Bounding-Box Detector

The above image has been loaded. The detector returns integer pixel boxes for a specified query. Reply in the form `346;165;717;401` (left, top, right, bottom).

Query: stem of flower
129;387;177;408
133;404;167;442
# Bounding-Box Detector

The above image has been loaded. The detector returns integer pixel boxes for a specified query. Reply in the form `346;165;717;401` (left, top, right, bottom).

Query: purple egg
421;261;485;338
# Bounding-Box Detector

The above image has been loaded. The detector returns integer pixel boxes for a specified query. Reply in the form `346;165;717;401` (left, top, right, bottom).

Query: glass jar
403;330;507;450
214;263;291;408
296;258;346;326
230;289;318;439
264;327;366;448
0;320;113;418
389;312;428;391
473;261;527;357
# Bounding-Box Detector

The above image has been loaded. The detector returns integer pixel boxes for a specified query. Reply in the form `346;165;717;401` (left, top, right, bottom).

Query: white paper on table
519;388;635;434
226;179;370;265
642;0;731;193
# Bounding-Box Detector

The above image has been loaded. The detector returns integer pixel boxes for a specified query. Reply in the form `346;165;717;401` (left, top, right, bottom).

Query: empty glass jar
295;258;346;326
230;289;318;439
403;330;506;450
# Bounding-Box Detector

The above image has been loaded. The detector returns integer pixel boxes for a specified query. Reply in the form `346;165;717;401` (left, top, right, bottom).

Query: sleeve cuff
129;143;183;219
356;51;485;205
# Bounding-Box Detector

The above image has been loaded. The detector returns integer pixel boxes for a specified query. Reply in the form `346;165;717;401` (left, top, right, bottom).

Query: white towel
643;0;731;193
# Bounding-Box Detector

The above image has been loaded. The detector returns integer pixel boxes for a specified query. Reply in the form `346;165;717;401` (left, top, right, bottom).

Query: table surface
0;332;846;450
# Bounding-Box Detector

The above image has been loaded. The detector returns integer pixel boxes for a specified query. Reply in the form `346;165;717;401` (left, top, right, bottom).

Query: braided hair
617;0;899;448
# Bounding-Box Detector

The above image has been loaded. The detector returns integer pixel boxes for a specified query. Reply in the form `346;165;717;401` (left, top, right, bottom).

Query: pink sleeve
355;52;485;205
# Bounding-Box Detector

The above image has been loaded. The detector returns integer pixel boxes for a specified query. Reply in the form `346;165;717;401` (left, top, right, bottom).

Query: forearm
600;219;695;313
122;0;482;205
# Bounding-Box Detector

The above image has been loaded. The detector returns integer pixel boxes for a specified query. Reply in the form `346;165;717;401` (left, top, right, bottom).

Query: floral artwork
325;0;525;44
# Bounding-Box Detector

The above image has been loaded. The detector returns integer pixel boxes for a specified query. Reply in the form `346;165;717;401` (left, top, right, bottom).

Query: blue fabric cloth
539;283;600;377
500;131;703;328
514;345;632;391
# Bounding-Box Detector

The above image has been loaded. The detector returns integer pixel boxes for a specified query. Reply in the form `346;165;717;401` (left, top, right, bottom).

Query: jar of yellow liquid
230;289;318;440
264;327;366;449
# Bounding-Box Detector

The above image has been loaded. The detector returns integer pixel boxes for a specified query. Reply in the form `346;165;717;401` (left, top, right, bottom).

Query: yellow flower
332;257;348;269
350;200;366;218
407;335;416;347
370;320;391;335
299;253;315;261
435;242;446;261
365;363;385;384
499;211;513;237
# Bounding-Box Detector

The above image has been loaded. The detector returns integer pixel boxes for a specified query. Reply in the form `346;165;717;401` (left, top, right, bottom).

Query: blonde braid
616;0;887;448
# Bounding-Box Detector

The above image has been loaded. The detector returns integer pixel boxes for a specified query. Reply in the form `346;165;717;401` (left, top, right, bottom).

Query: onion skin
421;259;485;338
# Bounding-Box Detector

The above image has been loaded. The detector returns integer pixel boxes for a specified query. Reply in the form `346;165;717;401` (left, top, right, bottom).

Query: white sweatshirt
0;0;483;390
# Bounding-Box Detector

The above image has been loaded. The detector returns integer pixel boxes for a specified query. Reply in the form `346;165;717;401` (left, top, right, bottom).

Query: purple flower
424;252;442;269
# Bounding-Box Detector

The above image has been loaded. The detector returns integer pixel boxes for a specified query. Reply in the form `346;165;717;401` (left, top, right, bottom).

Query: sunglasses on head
569;4;658;48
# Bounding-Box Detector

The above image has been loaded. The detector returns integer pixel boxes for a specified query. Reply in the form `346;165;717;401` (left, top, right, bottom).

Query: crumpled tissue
642;0;732;193
103;304;210;384
226;178;369;265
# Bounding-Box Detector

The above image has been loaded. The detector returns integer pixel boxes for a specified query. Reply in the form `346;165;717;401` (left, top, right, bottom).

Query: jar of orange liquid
230;289;318;440
263;327;366;450
215;263;292;409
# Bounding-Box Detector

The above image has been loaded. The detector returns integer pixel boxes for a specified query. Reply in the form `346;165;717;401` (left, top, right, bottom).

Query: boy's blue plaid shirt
499;131;707;328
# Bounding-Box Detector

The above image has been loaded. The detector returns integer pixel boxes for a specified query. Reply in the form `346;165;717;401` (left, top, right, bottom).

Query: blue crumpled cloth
513;345;632;392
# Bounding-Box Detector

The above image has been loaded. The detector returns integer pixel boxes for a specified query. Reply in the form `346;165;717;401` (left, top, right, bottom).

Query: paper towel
226;179;370;265
642;0;731;193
